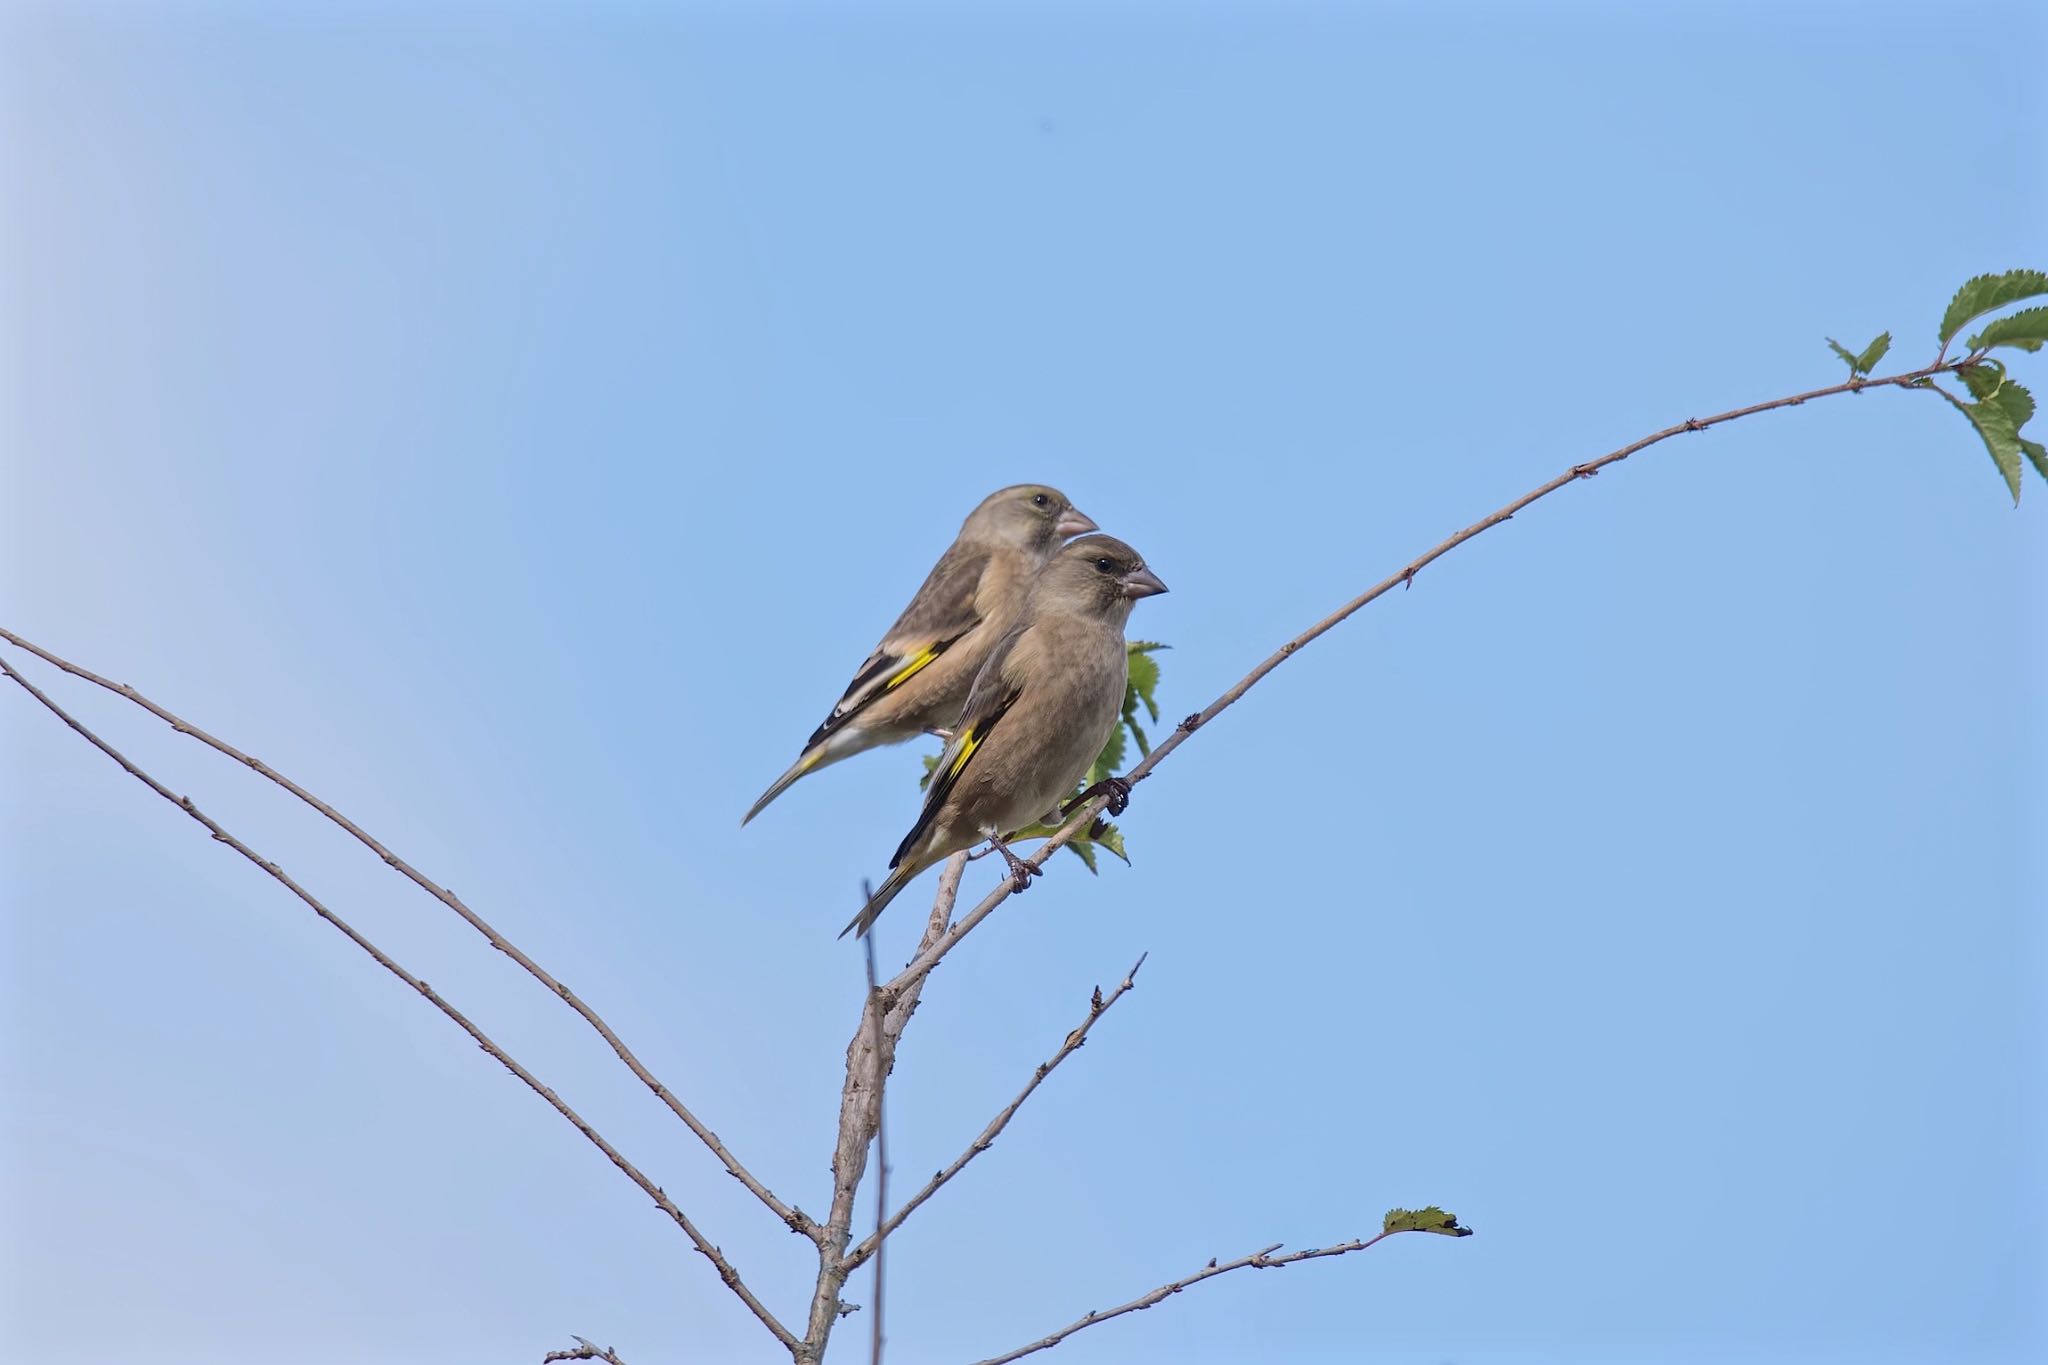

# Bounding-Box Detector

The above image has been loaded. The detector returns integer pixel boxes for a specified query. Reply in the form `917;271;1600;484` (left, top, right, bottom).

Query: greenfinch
744;485;1095;824
844;534;1167;937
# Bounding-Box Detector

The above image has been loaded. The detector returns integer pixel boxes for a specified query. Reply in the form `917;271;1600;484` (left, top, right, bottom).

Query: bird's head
1035;533;1168;619
964;484;1097;554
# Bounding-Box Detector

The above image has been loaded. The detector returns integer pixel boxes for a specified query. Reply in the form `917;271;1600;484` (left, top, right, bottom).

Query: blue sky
2;3;2042;1363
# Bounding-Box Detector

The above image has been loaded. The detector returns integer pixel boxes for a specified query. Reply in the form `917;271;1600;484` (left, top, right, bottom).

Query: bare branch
799;855;964;1362
0;652;801;1355
861;932;889;1365
0;626;813;1241
878;355;1972;997
844;953;1148;1272
544;1338;630;1365
969;1232;1406;1365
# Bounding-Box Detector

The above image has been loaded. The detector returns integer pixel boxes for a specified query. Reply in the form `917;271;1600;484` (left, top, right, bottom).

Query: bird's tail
841;863;916;939
742;726;884;826
741;752;818;826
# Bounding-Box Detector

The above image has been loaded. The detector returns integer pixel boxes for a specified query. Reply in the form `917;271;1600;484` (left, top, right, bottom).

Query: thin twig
844;953;1148;1272
861;928;888;1365
0;651;801;1355
799;855;964;1363
543;1338;630;1365
968;1231;1407;1365
878;355;1968;1002
0;625;813;1241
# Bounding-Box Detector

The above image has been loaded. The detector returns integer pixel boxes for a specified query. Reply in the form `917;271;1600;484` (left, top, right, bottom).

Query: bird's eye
1032;493;1049;507
1094;557;1117;573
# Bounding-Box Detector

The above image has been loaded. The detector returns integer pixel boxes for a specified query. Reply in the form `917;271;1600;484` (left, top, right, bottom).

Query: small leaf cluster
1383;1206;1474;1238
1939;271;2048;502
920;641;1167;874
1833;268;2048;503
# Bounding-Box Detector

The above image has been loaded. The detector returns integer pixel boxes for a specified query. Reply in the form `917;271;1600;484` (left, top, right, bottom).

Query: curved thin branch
0;652;800;1355
844;952;1147;1272
0;625;813;1241
969;1232;1403;1365
880;355;1968;1001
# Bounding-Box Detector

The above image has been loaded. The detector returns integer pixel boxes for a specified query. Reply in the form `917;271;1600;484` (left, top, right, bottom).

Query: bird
843;533;1167;937
743;485;1097;825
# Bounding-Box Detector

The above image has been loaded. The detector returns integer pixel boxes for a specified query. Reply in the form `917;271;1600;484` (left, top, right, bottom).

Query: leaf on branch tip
1957;395;2025;505
1939;269;2048;347
1826;337;1860;374
1384;1206;1474;1238
1987;378;2036;433
1958;360;2006;400
1967;305;2048;354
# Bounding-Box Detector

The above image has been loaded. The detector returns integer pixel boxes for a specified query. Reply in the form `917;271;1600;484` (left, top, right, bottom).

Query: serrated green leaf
1384;1206;1473;1238
2023;438;2048;485
1939;270;2048;347
1826;337;1860;373
1968;305;2048;354
1986;378;2035;432
1063;838;1099;873
1855;331;1891;374
1125;648;1162;723
1087;819;1129;864
1960;397;2025;504
1958;360;2007;400
1090;722;1127;785
1125;710;1151;758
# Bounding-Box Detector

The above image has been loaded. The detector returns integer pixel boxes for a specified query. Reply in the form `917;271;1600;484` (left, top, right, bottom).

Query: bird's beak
1055;507;1099;538
1122;566;1169;599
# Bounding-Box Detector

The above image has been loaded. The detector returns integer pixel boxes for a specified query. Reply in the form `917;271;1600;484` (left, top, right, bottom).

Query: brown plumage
843;534;1168;937
744;485;1095;824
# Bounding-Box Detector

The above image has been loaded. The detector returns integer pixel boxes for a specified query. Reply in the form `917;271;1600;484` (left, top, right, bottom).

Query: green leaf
1957;359;2007;400
1087;818;1129;864
1826;337;1860;374
1939;270;2048;347
1125;710;1152;758
1854;331;1891;374
1090;722;1127;785
1968;305;2048;354
1959;396;2025;504
1125;645;1164;723
1384;1206;1473;1238
2023;438;2048;485
1986;378;2036;432
1064;838;1099;873
918;751;941;791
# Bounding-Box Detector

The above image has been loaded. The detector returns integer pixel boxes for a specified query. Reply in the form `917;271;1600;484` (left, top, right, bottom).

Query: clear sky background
2;3;2042;1363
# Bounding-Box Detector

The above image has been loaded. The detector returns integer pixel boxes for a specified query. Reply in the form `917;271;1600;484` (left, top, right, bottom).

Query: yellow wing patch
885;647;941;690
946;729;981;779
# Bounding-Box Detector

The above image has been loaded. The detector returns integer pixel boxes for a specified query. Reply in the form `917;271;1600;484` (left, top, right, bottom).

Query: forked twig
844;953;1148;1271
0;625;811;1239
0;652;800;1354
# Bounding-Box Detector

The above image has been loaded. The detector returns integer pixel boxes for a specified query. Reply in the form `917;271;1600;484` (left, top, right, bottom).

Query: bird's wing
890;625;1027;868
807;542;990;748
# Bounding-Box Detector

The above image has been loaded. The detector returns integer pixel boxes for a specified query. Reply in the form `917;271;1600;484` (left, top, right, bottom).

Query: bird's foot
985;833;1042;894
1063;775;1132;819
